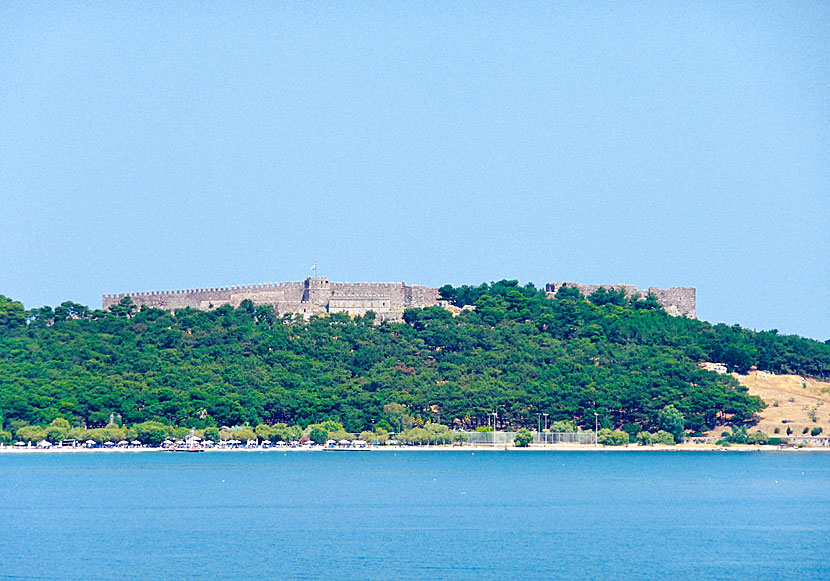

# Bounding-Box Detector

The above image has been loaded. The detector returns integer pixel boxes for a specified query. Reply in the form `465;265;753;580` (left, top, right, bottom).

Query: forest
0;281;827;440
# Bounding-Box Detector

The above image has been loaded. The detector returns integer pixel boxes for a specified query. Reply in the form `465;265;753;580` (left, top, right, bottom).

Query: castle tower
302;277;332;307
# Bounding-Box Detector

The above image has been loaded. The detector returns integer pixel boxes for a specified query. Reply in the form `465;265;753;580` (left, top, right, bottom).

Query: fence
454;431;596;446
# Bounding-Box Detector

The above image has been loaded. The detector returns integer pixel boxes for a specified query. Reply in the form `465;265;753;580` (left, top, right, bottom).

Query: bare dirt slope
731;370;830;437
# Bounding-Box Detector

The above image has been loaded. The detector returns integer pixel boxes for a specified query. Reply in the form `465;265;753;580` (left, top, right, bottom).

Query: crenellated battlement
103;276;442;317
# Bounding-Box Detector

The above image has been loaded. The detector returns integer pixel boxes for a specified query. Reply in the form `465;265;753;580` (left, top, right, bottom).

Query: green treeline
0;282;827;436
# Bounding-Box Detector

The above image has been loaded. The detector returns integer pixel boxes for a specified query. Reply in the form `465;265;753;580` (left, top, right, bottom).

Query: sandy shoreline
1;443;827;454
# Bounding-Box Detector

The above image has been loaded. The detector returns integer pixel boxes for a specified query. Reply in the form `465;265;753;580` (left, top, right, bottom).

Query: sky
1;2;827;339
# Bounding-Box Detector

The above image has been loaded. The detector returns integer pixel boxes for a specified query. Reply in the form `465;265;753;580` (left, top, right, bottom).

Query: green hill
0;282;827;438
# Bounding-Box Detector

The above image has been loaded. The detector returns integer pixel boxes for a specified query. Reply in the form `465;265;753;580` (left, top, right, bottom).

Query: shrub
810;427;823;436
309;427;328;444
49;418;72;431
235;427;256;442
746;430;769;445
45;425;67;443
272;424;302;442
16;425;47;443
621;423;641;441
550;420;576;433
658;405;685;443
134;421;170;446
655;430;675;445
373;428;390;444
514;428;533;447
726;426;748;444
203;426;220;443
636;431;656;446
597;428;630;446
255;423;274;441
768;437;782;445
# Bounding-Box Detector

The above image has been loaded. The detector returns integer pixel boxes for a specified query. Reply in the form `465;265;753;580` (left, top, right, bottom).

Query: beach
2;442;828;453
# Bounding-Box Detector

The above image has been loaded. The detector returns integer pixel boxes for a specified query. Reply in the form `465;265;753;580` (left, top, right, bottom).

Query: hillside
0;282;828;438
731;370;830;437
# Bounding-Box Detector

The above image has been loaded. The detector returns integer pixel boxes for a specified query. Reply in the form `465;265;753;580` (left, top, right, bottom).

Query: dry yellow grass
709;369;830;437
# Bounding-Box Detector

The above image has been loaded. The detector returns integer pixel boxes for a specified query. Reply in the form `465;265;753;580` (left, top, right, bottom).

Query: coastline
2;443;828;454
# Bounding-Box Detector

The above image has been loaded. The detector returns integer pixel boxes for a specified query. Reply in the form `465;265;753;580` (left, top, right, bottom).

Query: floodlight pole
490;412;498;447
594;413;599;447
543;413;549;445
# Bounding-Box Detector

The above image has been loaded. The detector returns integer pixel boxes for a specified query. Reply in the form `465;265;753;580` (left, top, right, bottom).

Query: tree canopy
0;280;826;435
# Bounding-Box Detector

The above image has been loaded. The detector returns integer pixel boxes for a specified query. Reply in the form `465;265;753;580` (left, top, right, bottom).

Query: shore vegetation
0;282;827;439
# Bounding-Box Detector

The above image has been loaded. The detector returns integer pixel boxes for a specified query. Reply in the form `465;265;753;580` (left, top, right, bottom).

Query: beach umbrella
14;441;25;447
85;440;97;446
131;440;142;445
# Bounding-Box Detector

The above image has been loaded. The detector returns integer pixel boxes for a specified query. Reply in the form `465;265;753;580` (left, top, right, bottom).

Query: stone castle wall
103;276;695;320
545;282;696;318
103;277;442;321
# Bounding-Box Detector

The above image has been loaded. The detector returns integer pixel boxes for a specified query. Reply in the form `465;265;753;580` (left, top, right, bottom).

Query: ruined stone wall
545;282;696;318
646;286;696;318
103;277;442;318
103;281;307;311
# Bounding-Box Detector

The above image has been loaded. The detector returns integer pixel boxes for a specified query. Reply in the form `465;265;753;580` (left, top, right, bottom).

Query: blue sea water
1;450;828;580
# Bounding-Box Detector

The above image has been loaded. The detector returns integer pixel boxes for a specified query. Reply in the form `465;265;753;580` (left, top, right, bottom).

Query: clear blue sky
1;2;827;339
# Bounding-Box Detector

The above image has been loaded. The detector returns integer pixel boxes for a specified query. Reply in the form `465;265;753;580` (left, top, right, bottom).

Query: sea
1;450;828;580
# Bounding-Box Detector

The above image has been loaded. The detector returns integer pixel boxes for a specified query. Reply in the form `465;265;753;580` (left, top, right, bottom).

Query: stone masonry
545;282;696;318
103;277;442;322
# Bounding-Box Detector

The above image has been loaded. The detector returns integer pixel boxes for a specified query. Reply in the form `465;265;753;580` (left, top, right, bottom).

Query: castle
545;282;696;318
103;277;696;320
102;277;442;322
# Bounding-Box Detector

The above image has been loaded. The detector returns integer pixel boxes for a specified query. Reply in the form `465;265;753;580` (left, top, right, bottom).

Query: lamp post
543;413;549;445
490;412;498;447
537;414;542;445
594;413;599;447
